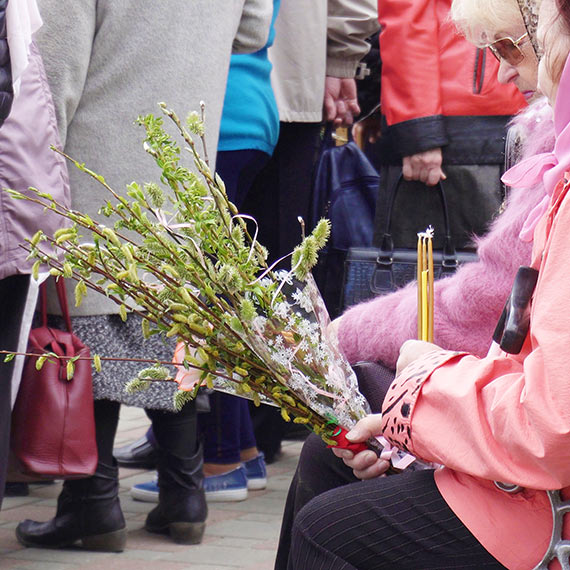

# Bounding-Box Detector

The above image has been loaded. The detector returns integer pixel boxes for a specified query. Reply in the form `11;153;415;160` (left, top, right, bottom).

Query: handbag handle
40;278;73;333
378;173;458;269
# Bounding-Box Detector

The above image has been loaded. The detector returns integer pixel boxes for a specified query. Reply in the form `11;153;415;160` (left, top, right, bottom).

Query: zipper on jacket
473;48;486;94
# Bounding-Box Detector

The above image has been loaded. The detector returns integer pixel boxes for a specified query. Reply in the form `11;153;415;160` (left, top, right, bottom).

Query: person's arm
34;0;96;146
377;198;570;489
337;185;537;368
326;0;379;79
232;0;273;55
324;0;379;125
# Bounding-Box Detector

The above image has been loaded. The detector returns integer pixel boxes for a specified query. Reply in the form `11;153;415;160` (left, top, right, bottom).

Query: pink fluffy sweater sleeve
338;105;554;368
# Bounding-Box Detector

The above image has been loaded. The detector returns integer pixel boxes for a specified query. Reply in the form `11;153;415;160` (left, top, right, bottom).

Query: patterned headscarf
516;0;540;57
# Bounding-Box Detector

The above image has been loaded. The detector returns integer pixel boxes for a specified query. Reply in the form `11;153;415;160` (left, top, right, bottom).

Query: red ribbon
325;426;368;453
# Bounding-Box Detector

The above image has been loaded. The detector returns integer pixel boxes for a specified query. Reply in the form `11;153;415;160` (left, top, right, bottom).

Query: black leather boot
15;461;127;551
145;446;207;544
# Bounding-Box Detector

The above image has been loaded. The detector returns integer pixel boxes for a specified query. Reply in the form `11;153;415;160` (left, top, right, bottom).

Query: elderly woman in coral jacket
286;0;570;568
275;0;555;566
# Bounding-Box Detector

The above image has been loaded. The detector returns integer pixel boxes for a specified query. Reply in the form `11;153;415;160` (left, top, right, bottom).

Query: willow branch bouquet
4;104;414;464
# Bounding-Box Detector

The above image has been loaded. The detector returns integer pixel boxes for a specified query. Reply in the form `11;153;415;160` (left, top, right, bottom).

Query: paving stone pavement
0;406;304;569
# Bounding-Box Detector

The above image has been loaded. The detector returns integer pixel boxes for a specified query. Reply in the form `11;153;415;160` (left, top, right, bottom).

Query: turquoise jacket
218;0;280;155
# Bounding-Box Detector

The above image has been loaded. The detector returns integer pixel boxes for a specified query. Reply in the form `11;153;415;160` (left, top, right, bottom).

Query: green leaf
66;359;75;380
74;280;88;307
35;355;47;370
141;318;151;339
173;390;194;411
32;260;41;281
30;230;43;247
4;188;26;199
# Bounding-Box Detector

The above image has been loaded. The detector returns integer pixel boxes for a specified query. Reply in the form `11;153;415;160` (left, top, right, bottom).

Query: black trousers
275;433;358;569
94;398;198;469
288;469;507;569
242;121;323;461
277;361;506;569
241;122;322;265
276;362;397;568
0;274;30;510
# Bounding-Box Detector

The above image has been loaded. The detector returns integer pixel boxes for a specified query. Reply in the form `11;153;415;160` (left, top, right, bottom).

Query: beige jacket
269;0;379;122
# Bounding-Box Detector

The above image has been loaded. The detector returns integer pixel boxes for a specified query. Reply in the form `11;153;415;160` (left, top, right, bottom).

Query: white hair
450;0;540;46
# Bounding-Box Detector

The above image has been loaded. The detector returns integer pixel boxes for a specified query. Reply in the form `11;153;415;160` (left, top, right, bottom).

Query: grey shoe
113;435;158;469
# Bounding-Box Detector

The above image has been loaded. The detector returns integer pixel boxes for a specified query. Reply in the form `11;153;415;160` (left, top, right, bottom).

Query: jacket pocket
472;48;487;94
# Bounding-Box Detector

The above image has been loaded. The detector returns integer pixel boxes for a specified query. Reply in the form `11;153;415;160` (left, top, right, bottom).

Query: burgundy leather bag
10;279;97;479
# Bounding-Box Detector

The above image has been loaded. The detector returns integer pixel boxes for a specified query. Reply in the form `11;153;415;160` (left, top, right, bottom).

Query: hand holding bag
10;278;97;479
342;173;478;310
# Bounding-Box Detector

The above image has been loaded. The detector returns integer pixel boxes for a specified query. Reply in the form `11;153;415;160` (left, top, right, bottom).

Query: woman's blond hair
450;0;533;45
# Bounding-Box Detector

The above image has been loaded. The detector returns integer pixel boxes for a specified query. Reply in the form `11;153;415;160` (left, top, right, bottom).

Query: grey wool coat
36;0;272;317
34;0;273;409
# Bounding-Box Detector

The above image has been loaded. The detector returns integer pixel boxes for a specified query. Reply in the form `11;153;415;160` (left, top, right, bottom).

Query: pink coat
0;42;70;280
338;101;555;369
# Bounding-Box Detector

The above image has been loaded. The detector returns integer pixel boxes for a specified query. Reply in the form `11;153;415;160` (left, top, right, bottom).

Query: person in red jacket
374;0;528;252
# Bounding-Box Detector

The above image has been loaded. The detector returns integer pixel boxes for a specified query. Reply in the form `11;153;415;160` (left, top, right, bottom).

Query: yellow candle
417;235;423;339
421;270;428;341
422;237;428;340
428;236;434;342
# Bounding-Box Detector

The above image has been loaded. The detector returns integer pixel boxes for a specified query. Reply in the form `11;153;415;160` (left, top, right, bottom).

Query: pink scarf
502;54;570;241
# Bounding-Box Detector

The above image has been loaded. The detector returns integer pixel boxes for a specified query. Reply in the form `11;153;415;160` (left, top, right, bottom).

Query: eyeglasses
486;32;529;66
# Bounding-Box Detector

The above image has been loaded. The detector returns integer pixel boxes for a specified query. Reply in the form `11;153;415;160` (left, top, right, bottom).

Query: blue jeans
195;149;271;465
198;393;256;464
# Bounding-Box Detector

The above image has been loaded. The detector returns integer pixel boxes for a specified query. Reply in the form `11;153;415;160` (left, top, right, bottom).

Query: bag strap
378;172;458;268
39;278;73;333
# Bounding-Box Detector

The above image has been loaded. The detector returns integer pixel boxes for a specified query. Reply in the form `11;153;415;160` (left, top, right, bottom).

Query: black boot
145;446;207;544
15;461;127;551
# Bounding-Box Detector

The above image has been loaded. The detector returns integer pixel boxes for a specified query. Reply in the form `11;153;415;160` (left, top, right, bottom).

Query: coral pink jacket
380;59;570;569
381;176;570;569
379;0;525;158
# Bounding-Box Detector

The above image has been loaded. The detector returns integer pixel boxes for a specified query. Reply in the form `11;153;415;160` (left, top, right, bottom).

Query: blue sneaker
242;453;267;490
204;465;248;502
130;473;159;503
131;464;252;503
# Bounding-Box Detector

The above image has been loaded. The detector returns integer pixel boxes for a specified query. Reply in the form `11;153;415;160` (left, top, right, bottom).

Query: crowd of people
2;0;570;568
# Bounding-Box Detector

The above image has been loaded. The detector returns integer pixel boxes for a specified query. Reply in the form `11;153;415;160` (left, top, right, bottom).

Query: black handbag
341;174;478;310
